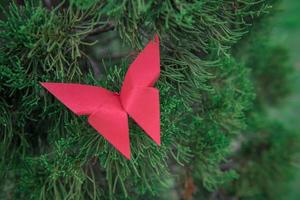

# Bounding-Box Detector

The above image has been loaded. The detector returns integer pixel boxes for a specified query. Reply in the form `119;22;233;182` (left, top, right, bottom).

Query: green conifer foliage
0;0;297;199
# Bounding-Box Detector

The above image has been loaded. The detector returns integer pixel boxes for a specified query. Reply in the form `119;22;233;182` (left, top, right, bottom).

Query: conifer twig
87;23;115;37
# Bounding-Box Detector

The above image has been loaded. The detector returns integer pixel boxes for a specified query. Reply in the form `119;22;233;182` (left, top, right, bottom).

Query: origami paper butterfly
41;35;160;159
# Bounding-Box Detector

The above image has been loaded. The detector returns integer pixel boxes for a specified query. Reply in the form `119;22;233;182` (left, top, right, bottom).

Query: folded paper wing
88;95;130;159
40;83;115;115
40;83;131;158
121;87;160;145
120;35;160;145
120;35;160;90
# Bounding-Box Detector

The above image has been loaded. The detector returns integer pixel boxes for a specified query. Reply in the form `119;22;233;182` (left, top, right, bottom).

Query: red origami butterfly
41;35;160;159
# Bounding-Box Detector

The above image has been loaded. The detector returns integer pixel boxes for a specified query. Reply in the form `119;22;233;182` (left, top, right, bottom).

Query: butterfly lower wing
41;83;114;115
122;87;160;145
88;96;130;159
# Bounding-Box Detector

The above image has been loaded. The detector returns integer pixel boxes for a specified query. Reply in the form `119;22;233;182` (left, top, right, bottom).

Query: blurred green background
270;0;300;199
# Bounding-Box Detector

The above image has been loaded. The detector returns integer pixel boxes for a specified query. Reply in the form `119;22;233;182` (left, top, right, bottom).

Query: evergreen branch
86;22;115;37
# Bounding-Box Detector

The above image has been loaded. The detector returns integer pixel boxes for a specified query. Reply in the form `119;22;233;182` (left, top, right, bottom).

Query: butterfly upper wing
41;83;115;115
120;35;161;145
41;82;131;158
120;35;160;98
